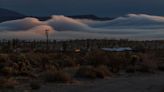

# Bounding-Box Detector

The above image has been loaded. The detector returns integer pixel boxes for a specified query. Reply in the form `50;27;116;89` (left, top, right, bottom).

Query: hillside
0;8;113;23
0;8;26;22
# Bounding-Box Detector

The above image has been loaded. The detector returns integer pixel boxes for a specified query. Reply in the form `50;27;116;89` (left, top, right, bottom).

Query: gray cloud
0;14;164;40
0;17;44;31
46;15;91;31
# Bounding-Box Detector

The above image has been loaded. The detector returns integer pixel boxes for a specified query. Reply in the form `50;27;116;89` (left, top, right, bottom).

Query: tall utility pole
45;29;49;52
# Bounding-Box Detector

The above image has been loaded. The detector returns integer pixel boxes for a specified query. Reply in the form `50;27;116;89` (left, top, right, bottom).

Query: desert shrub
0;54;39;77
25;53;42;65
45;64;59;72
0;54;9;62
30;81;41;90
137;53;158;73
63;56;77;67
1;66;16;75
136;64;157;73
44;70;72;83
160;86;164;92
75;66;97;79
125;53;158;73
129;55;140;65
0;77;18;89
158;64;164;71
125;66;136;73
125;55;141;73
56;58;77;68
75;65;111;79
0;54;11;69
95;65;112;78
107;52;132;73
84;50;109;66
8;54;18;62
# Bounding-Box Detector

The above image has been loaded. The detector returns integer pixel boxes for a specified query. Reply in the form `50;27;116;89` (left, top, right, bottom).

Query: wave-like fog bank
0;14;164;40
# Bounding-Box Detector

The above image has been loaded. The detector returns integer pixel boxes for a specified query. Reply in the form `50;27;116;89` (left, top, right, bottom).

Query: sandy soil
25;72;164;92
3;72;164;92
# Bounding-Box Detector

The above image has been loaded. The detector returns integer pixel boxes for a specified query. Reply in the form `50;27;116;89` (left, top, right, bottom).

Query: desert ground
0;40;164;92
8;72;164;92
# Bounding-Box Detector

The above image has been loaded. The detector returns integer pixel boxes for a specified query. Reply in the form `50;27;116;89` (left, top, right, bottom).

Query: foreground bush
75;65;111;79
83;50;109;66
137;53;158;73
0;77;18;89
30;81;41;90
75;66;97;79
44;70;72;83
95;65;112;78
158;64;164;71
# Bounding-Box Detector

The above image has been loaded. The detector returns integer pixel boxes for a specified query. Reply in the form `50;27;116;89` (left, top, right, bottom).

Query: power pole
45;29;49;52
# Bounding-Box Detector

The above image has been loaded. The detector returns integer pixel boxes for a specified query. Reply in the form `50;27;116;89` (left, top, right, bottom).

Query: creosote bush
96;65;112;78
158;64;164;71
30;81;41;90
75;66;97;79
137;53;158;73
0;77;18;89
75;65;111;79
44;70;72;83
0;49;162;90
84;50;109;66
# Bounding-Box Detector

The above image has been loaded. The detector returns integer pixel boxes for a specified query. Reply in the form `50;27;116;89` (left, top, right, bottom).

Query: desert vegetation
0;39;164;91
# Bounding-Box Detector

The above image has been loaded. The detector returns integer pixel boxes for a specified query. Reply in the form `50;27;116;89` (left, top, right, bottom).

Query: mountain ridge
0;8;113;22
0;8;26;22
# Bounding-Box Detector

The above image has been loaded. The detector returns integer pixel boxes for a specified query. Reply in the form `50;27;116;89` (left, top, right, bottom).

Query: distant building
101;47;133;52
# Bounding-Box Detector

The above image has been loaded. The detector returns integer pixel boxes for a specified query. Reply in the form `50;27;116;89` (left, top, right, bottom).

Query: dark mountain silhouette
37;15;113;21
0;8;25;17
0;8;113;23
68;14;114;21
0;8;26;22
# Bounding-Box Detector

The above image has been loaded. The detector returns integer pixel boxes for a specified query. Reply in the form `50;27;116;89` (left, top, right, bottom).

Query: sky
0;0;164;17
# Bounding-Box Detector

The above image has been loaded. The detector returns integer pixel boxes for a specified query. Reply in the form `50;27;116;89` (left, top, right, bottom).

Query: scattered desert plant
95;65;112;78
44;70;72;83
1;66;15;76
30;81;41;90
158;64;164;71
125;66;136;73
75;66;97;79
84;50;109;66
0;77;18;89
75;65;111;79
137;53;158;73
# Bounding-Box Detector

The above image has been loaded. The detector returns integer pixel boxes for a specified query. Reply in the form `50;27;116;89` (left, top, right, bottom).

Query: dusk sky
1;0;164;40
0;0;164;17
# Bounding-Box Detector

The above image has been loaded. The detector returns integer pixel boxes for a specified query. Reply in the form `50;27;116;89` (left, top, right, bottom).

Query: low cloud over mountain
0;14;164;40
